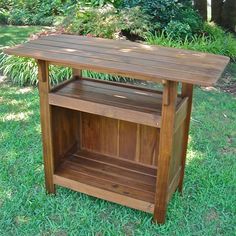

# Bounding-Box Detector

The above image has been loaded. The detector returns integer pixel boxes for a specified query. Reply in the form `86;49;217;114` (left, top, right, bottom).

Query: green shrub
0;53;71;86
122;0;203;38
63;5;119;38
0;8;9;24
165;21;192;39
80;0;123;8
0;52;126;86
63;4;153;39
1;0;75;26
146;24;236;60
118;6;157;39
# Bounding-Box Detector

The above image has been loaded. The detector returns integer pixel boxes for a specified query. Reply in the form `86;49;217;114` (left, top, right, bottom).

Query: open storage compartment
49;77;188;213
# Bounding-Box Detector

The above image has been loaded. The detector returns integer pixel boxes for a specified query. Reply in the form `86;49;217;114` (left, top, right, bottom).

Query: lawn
0;25;43;49
0;26;236;235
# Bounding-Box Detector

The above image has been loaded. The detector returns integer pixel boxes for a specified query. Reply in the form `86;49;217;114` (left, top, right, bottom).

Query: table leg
154;81;178;223
178;83;193;192
38;60;55;194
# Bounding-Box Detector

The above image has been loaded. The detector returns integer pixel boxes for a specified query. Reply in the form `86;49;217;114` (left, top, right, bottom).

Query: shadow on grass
0;81;235;235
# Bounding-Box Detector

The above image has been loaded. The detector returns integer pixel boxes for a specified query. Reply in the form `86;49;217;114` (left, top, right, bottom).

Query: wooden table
4;35;229;223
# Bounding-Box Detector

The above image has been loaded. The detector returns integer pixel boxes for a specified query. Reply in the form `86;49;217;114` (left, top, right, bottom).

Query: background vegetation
0;1;235;235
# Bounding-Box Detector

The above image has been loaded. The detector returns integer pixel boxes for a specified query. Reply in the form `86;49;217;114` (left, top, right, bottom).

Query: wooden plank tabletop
4;34;230;86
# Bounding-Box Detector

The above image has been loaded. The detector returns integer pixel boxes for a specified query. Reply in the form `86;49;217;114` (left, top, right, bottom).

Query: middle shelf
49;78;184;127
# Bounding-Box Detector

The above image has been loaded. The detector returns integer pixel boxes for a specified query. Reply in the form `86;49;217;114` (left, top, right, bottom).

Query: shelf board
49;78;183;127
54;149;157;213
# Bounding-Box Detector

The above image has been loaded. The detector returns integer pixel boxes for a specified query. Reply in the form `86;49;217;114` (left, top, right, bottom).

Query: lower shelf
54;149;157;213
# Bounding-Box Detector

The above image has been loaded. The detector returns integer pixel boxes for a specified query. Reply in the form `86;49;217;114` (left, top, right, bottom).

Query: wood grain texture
48;79;171;127
53;175;154;213
4;34;229;86
37;60;55;193
51;106;79;169
81;113;118;156
54;149;157;206
154;81;178;223
178;83;194;192
80;113;160;166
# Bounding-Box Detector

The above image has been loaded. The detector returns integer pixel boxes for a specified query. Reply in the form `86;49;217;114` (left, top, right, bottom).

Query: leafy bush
80;0;123;8
146;24;236;60
122;0;203;39
165;21;192;39
0;8;9;24
0;51;126;86
119;6;157;39
0;53;71;86
63;4;153;39
63;5;119;38
1;0;76;26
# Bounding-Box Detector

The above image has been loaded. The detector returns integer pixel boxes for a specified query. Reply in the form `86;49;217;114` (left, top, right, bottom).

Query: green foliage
122;0;203;39
0;8;9;24
165;21;192;39
146;24;236;60
64;5;119;38
80;0;123;8
63;4;152;39
0;0;76;26
119;6;157;39
0;53;71;86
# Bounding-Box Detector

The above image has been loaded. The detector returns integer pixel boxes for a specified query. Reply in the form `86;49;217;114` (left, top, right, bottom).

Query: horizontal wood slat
4;34;230;86
49;79;184;127
54;149;157;205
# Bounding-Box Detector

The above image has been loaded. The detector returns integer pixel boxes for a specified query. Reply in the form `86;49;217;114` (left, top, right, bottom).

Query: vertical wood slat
135;124;140;162
178;83;193;192
73;68;82;153
72;68;82;79
154;81;178;223
37;60;55;193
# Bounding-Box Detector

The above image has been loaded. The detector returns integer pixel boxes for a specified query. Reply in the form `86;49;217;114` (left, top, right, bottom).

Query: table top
4;34;230;86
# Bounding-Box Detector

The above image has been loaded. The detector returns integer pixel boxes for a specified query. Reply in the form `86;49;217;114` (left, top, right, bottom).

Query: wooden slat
28;38;226;70
119;121;137;161
76;149;157;176
48;79;172;127
139;126;159;165
5;46;215;86
40;34;228;64
54;149;157;203
81;113;118;156
69;154;155;187
53;175;154;213
4;35;230;86
167;167;181;202
174;97;189;132
25;42;222;77
178;83;194;192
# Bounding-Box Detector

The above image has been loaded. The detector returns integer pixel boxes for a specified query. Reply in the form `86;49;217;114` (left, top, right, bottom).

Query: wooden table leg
154;81;178;223
178;83;193;192
38;60;55;194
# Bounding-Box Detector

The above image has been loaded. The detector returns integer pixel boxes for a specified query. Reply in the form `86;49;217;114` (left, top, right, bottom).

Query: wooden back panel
81;113;160;166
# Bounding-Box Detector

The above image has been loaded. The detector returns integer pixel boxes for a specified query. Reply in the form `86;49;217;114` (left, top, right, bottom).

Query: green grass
0;25;236;235
0;81;235;235
0;25;43;49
